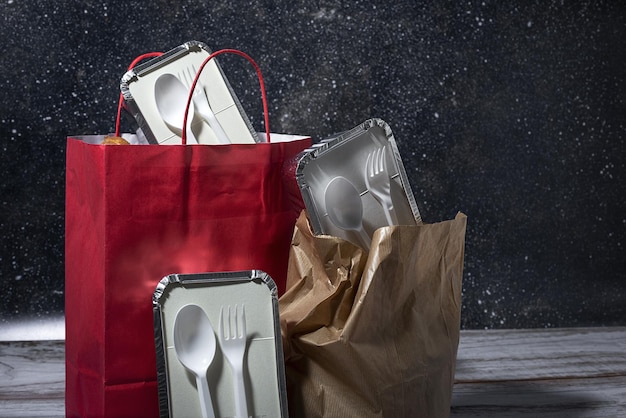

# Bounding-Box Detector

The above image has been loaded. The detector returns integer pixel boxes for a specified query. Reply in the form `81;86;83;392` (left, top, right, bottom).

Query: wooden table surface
1;327;625;417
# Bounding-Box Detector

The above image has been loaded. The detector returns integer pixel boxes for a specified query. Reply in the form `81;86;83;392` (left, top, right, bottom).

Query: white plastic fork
365;146;398;225
219;304;249;418
179;66;231;144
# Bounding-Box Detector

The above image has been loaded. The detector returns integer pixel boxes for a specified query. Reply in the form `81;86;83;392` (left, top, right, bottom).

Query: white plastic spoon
173;304;217;418
154;73;199;144
324;176;371;249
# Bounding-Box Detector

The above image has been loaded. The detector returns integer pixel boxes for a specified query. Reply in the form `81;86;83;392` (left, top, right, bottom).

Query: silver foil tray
153;270;288;418
296;118;421;248
121;40;259;145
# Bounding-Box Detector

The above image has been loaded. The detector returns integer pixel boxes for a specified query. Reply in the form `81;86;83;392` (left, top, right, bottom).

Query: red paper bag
65;134;310;417
65;49;311;417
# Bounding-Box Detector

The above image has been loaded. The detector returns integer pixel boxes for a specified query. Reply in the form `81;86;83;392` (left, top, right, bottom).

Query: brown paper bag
279;211;467;418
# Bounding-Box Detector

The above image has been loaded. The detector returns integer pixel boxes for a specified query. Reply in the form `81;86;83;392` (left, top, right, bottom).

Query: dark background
1;0;625;332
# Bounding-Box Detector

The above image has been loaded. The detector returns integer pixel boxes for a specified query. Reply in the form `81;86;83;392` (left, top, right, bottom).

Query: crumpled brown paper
279;211;467;418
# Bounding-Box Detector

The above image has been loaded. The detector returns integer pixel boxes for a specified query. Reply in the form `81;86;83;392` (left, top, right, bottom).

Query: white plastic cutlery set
323;145;398;248
174;304;248;418
153;72;229;145
153;66;232;145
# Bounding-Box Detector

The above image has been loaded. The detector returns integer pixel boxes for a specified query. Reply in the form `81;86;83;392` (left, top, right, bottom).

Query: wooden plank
0;341;64;417
0;400;64;418
451;327;626;417
454;327;626;382
451;375;626;417
0;341;64;398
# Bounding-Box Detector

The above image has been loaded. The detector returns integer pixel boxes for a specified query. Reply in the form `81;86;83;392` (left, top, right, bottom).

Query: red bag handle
181;49;271;144
115;52;164;137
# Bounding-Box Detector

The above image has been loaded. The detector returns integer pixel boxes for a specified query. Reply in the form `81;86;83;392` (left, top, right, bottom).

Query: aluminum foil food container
121;40;259;145
153;270;288;418
296;118;421;249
